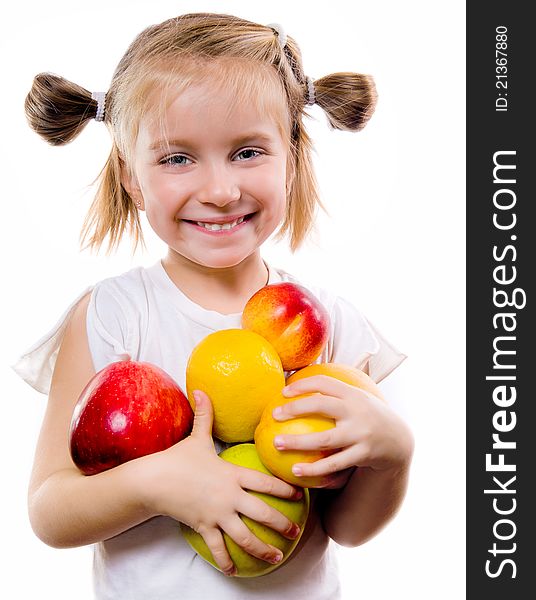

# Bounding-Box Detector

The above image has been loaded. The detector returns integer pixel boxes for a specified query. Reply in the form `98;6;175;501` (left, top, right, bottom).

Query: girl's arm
270;375;414;547
320;451;412;547
28;295;302;574
28;293;154;547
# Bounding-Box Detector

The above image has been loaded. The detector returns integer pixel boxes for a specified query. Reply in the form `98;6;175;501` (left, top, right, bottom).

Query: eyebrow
148;132;277;152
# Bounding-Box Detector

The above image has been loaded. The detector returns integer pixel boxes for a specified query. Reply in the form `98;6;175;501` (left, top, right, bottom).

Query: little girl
16;13;413;599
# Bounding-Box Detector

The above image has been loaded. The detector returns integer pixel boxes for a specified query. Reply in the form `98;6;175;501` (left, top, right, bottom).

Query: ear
120;162;144;211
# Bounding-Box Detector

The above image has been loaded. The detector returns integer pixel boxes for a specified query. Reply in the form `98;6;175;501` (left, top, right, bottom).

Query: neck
161;250;269;314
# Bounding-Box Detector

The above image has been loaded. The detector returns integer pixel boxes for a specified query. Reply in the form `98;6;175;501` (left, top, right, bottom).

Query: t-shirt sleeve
326;295;406;383
11;280;136;396
11;287;93;395
86;281;134;373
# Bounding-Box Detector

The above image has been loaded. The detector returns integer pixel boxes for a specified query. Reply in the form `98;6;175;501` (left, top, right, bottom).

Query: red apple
70;360;193;475
242;282;330;371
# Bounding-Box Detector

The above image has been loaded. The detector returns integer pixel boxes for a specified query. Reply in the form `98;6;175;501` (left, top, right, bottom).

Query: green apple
180;443;310;577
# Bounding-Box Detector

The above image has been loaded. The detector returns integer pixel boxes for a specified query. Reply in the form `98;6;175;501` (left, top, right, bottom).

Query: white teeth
195;216;245;231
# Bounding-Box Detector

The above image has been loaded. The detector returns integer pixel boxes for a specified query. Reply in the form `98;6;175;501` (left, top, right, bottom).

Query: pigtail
25;73;98;145
25;73;140;252
312;72;377;132
80;144;144;253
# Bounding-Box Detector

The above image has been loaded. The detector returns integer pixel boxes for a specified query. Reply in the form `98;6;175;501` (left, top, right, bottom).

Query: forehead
140;88;282;150
137;58;291;143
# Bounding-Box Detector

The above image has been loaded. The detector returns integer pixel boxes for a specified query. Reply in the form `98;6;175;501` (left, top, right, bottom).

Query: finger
318;467;355;490
272;394;346;421
273;426;355;452
236;494;301;541
198;526;236;576
283;375;366;400
221;516;284;565
237;467;303;501
292;447;358;481
190;390;214;437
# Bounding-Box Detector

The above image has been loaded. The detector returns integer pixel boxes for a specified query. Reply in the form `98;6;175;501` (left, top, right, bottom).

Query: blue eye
235;149;261;161
161;154;191;166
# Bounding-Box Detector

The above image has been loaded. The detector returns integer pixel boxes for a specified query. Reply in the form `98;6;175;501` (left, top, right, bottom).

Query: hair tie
267;23;287;49
305;77;316;106
91;91;106;122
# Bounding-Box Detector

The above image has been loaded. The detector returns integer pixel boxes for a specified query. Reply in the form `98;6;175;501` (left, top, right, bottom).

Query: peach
242;282;330;371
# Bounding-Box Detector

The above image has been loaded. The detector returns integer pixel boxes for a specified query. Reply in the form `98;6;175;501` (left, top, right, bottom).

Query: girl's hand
140;390;302;576
271;375;414;489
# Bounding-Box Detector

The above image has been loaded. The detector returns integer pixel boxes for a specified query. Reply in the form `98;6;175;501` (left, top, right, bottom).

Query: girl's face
124;81;289;270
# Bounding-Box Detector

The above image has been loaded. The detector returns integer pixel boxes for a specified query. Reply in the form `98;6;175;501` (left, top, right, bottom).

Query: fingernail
292;465;303;476
282;386;291;396
272;406;283;419
294;489;303;500
224;567;237;576
290;524;301;538
193;390;202;402
274;436;285;449
270;552;283;564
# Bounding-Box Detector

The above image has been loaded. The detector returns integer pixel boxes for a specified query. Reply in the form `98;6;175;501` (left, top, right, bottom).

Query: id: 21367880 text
495;26;508;112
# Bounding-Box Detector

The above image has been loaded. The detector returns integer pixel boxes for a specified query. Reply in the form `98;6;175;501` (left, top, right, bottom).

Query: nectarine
242;282;330;371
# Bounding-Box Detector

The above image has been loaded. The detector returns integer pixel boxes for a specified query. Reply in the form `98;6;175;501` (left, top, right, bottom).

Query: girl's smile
182;212;254;234
123;80;289;271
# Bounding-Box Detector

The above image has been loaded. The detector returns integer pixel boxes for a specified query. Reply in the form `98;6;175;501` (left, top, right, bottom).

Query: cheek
259;163;288;212
274;190;287;222
140;176;180;212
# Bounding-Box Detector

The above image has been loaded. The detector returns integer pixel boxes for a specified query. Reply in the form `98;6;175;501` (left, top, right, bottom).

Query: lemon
254;393;333;488
255;363;384;487
180;443;309;577
186;329;285;442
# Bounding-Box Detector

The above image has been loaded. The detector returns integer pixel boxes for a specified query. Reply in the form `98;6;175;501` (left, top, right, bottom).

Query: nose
195;163;241;207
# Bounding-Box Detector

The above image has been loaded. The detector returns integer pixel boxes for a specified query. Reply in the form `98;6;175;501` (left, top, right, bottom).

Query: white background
0;1;465;598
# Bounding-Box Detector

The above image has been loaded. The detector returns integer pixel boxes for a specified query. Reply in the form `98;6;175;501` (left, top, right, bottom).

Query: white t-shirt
14;260;406;600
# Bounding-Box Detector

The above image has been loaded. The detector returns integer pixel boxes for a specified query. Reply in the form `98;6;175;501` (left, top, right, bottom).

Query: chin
191;249;255;270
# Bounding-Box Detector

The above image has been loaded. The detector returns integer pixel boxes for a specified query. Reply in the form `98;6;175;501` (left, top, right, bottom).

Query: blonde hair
25;13;377;253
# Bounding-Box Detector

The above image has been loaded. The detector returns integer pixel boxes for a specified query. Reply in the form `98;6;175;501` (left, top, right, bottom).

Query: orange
180;443;309;577
287;363;384;397
254;363;383;487
186;329;285;442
